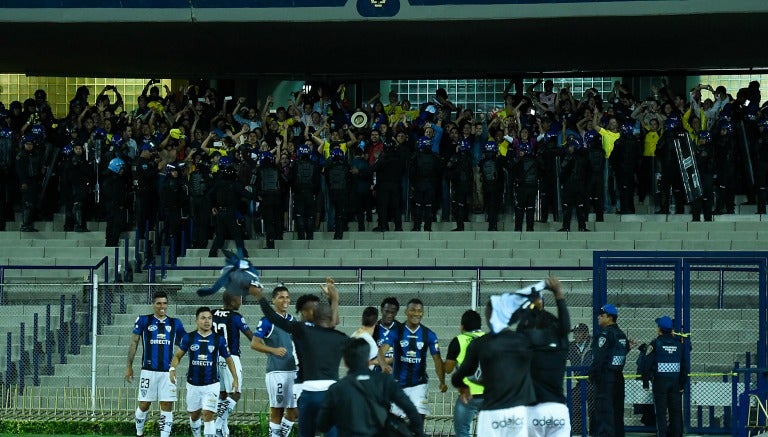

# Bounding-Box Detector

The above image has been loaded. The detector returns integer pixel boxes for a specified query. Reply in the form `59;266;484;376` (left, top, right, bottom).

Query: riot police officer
65;142;93;232
132;144;160;252
585;130;606;222
289;144;321;240
409;136;441;232
559;136;590;232
324;148;350;240
538;130;561;223
478;141;505;231
0;125;14;231
102;157;129;247
610;122;641;214
208;161;256;257
445;138;473;231
253;152;284;249
655;118;686;215
16;134;42;232
187;155;213;249
714;118;737;214
756;119;768;214
358;140;405;233
160;162;188;257
589;304;629;437
692;131;716;221
639;316;688;437
509;141;539;232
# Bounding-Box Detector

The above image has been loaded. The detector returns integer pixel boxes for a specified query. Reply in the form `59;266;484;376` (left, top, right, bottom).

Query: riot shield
672;133;702;203
38;145;59;209
736;120;755;186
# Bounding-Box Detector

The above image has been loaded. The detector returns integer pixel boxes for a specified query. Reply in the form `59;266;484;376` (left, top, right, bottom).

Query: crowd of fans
0;77;767;252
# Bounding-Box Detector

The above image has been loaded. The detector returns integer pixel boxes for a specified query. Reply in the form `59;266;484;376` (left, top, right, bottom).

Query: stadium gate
591;250;768;436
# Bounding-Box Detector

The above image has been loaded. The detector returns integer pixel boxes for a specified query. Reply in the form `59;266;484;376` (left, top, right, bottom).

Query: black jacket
317;369;425;437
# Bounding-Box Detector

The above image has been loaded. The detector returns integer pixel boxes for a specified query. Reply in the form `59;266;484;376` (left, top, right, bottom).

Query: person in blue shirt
378;298;446;425
125;291;187;437
170;307;238;437
212;292;254;437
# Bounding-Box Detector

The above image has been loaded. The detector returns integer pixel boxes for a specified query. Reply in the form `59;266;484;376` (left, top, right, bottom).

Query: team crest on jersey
277;395;284;403
416;342;424;350
165;325;172;332
141;389;147;397
598;337;606;348
208;345;215;353
400;340;409;348
147;325;157;331
190;344;200;351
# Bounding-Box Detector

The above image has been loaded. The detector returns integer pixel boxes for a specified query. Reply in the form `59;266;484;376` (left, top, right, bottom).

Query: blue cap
656;316;673;331
599;304;618;316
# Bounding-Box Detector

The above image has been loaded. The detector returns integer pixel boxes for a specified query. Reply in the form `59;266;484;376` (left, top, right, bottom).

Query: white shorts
137;369;177;403
265;371;298;409
186;382;220;412
477;406;528;437
218;355;242;393
527;402;571;437
390;383;429;417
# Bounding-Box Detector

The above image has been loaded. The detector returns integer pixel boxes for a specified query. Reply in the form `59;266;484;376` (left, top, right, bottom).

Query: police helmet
759;119;768;129
110;134;124;148
297;144;312;159
484;141;498;153
0;127;12;139
718;118;733;133
221;165;237;177
698;131;712;144
543;130;559;143
261;151;275;165
417;136;432;151
457;138;471;153
151;131;164;144
108;157;125;174
567;136;584;150
62;144;74;157
0;109;10;121
166;162;179;176
218;156;233;168
329;148;344;162
92;128;107;140
620;122;635;136
21;134;36;145
664;117;681;131
517;142;533;156
383;140;397;153
64;124;78;136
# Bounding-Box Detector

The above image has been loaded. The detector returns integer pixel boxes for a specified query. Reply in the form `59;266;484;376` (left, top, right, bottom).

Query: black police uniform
757;129;768;214
445;149;473;231
254;161;284;249
16;145;43;232
63;151;93;232
478;152;505;231
160;172;188;257
290;157;321;240
587;141;606;221
409;148;441;231
692;140;716;221
560;147;590;232
589;322;629;437
509;151;540;232
132;155;159;247
640;333;688;437
369;149;406;232
655;130;686;214
188;163;213;248
0;133;12;231
610;134;641;214
323;158;350;240
102;168;129;247
538;136;561;223
714;129;737;214
207;169;256;256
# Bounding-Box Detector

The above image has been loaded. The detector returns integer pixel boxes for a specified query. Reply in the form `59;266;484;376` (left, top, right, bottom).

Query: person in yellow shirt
638;118;661;204
593;111;620;212
311;126;358;159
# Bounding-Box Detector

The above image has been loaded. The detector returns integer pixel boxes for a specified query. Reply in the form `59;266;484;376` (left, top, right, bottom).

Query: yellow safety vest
456;330;485;395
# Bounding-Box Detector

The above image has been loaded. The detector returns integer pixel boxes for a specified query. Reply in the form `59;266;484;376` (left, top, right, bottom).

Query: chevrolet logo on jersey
198;354;207;360
157;334;166;339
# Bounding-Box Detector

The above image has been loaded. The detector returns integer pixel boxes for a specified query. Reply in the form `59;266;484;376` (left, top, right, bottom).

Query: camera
213;141;223;148
224;96;233;101
198;98;206;103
